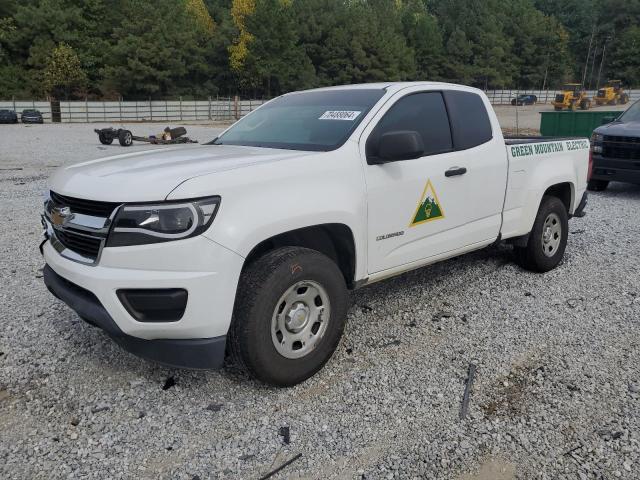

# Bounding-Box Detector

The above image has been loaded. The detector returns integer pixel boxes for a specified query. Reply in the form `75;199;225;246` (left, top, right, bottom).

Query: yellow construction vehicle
552;83;592;111
594;80;630;106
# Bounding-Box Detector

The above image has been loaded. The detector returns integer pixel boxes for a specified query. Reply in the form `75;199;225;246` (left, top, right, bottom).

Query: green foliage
232;0;315;95
609;26;640;85
44;42;87;99
1;0;638;98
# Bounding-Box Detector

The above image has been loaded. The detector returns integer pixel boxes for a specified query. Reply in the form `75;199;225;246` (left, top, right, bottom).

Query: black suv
589;100;640;191
0;109;18;124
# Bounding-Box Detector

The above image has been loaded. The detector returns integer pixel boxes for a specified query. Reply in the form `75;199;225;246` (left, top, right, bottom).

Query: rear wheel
587;179;609;191
514;195;568;273
118;129;133;146
229;247;348;386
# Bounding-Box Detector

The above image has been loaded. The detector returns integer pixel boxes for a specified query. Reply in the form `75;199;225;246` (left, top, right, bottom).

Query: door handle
445;166;467;177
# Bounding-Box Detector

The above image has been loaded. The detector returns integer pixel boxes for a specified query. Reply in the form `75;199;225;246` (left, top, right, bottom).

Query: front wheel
514;195;568;273
98;132;113;145
587;179;609;191
229;247;348;386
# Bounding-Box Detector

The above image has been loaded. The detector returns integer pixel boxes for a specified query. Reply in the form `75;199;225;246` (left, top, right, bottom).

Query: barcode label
319;110;361;121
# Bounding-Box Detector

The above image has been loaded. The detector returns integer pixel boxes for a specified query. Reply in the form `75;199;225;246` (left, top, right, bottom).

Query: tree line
0;0;638;100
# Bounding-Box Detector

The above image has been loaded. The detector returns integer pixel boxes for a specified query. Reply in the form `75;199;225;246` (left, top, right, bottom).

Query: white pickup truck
42;82;590;386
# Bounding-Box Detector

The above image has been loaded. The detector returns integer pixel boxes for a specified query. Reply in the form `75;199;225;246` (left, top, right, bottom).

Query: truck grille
50;191;119;217
54;228;103;259
46;191;118;264
602;136;640;160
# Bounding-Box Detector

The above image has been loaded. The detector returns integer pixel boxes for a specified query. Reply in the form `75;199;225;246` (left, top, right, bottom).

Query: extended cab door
361;87;508;274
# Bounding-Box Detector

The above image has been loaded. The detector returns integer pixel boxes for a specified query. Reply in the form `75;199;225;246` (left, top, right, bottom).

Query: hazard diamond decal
410;179;445;226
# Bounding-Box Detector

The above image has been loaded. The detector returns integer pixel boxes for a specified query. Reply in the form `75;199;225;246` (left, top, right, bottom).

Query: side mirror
369;130;424;164
601;116;616;125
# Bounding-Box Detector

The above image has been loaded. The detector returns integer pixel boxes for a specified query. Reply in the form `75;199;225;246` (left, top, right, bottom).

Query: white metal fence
1;90;637;123
0;97;268;123
485;89;640;105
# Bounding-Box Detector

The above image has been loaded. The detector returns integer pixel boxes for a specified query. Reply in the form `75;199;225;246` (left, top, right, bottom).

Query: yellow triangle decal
410;179;445;227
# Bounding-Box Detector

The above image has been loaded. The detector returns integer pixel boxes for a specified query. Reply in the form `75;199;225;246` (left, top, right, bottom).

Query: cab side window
366;92;453;160
442;90;493;150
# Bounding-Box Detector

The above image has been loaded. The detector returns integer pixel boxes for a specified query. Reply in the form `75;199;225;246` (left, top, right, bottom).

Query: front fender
167;146;368;281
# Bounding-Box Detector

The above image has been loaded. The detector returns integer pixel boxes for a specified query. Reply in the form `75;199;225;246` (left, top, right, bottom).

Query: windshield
619;100;640;123
213;89;386;151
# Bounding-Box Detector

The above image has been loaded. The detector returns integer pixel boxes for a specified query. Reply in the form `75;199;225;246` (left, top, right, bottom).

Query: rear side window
366;92;452;159
443;90;493;150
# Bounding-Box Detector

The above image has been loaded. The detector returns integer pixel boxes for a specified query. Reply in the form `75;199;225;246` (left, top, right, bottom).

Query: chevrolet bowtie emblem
51;206;73;226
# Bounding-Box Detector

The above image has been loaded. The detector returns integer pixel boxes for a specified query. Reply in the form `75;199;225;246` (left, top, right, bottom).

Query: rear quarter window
443;90;493;150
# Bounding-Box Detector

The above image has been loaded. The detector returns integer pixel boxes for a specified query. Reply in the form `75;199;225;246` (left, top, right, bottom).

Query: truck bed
504;136;584;145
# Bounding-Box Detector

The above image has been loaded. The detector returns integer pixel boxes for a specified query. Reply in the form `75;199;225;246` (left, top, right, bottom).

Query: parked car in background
511;94;538;106
589;99;640;191
0;109;18;123
21;109;44;124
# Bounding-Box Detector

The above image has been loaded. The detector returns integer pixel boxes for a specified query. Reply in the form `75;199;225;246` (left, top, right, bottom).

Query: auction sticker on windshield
319;110;361;121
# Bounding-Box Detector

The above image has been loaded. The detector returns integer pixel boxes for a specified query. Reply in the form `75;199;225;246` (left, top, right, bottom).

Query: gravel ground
1;123;640;480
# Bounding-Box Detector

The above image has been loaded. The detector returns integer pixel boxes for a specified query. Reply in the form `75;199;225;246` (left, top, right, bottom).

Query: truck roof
290;81;481;95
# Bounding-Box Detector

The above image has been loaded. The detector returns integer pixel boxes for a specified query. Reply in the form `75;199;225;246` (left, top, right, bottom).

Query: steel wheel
271;280;330;359
541;212;561;257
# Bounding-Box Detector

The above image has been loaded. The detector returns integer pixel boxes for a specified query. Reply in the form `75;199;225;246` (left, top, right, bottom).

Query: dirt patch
481;363;543;417
458;457;516;480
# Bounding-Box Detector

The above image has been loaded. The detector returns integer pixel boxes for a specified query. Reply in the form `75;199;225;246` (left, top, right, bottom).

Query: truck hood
595;120;640;137
49;144;312;202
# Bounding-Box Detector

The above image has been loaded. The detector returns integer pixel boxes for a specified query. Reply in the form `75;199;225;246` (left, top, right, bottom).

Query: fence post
149;97;153;122
179;96;183;121
165;100;168;121
135;101;138;121
12;96;15;112
103;101;106;122
119;97;122;122
86;98;89;122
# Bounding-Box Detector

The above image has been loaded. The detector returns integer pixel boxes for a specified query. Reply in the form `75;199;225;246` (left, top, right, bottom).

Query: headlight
591;133;603;143
106;196;220;247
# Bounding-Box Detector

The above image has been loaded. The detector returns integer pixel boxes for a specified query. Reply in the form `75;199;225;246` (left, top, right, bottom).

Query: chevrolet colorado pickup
42;82;590;386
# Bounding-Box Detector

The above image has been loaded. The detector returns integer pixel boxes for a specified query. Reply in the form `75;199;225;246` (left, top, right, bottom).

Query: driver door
361;88;506;274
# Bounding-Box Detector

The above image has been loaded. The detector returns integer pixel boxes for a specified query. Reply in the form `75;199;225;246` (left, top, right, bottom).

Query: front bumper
591;154;640;185
42;234;245;369
44;265;226;368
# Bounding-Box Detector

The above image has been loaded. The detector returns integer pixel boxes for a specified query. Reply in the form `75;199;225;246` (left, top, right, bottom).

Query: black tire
168;127;187;138
118;129;133;146
587;179;609;191
514;195;568;273
229;247;348;386
98;133;113;145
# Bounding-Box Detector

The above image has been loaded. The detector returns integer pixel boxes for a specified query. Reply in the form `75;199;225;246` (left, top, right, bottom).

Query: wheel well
544;183;572;213
244;224;357;288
